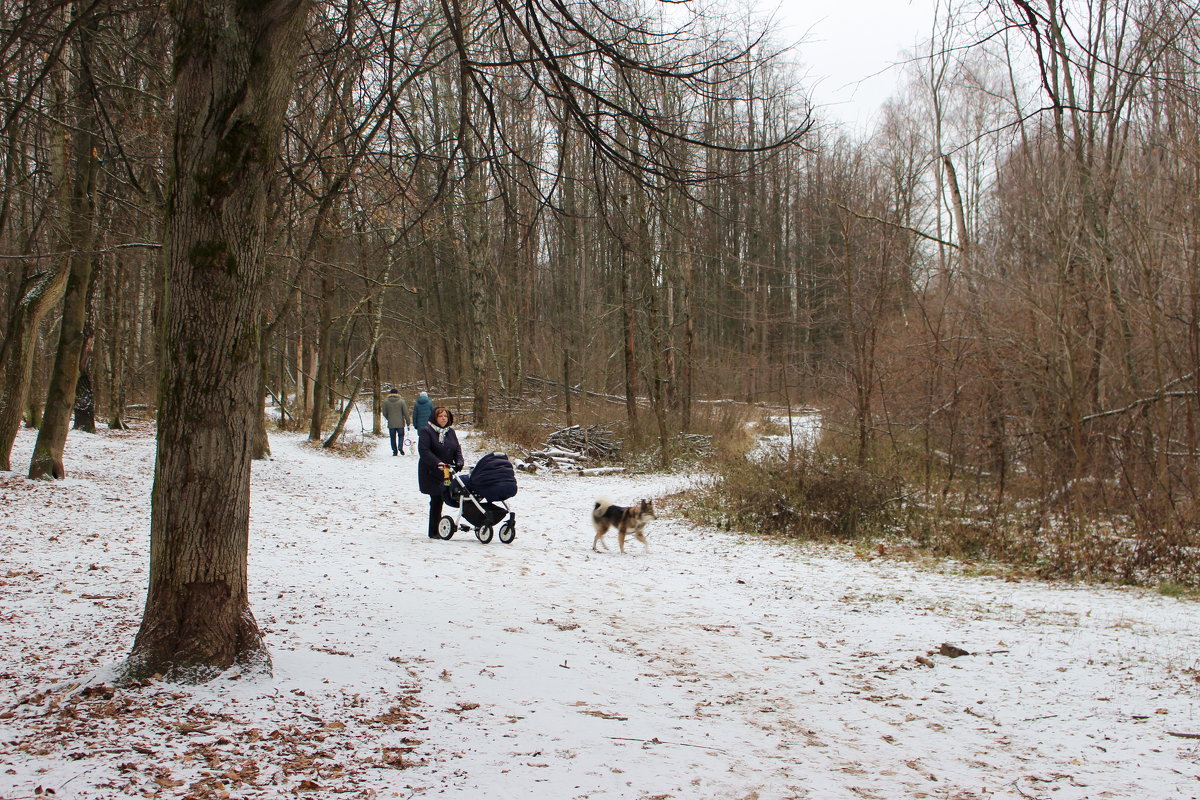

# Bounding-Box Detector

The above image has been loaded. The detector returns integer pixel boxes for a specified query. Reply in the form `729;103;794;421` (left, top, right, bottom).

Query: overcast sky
760;0;942;130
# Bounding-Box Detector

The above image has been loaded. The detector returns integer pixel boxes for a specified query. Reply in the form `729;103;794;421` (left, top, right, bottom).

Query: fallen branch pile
549;425;619;459
518;425;621;474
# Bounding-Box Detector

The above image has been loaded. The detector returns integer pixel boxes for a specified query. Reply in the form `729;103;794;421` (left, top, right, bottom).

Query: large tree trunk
0;266;69;470
455;19;490;429
466;208;490;427
30;6;101;479
124;0;309;683
0;67;74;470
29;239;97;478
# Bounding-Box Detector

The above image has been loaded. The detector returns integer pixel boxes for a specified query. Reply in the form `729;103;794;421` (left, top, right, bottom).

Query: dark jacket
417;411;463;495
412;395;434;432
381;394;409;429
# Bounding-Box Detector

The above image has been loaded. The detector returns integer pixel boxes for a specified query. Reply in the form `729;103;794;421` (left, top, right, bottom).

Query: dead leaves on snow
444;701;480;715
537;617;579;631
3;678;428;798
569;701;628;721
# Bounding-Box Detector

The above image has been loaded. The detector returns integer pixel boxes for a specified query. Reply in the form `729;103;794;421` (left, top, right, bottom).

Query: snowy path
1;425;1198;799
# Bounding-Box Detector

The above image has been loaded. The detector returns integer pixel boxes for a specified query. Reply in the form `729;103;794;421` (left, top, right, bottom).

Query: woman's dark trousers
428;495;443;538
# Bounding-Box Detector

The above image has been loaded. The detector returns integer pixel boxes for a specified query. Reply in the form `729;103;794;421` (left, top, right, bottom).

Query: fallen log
541;447;585;459
577;466;626;476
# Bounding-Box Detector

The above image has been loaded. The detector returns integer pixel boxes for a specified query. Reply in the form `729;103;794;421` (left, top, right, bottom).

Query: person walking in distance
412;390;433;433
417;406;463;539
381;388;410;456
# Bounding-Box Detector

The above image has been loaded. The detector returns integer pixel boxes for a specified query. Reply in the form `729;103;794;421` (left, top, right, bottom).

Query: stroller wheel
475;524;493;544
437;516;455;540
498;521;516;544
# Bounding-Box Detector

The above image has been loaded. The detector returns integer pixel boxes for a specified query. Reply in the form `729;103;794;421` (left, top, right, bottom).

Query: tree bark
106;254;128;430
370;322;382;436
30;4;101;479
0;265;69;470
455;11;490;429
307;271;334;442
252;351;272;459
645;255;671;468
0;62;74;469
124;0;309;683
680;253;695;432
621;248;638;423
72;199;100;436
74;363;95;433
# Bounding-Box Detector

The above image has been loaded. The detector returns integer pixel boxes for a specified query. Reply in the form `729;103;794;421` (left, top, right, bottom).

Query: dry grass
273;405;310;433
298;436;374;459
481;409;559;452
687;424;1200;588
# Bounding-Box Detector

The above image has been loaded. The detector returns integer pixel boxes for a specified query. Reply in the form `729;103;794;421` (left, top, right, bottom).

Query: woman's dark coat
417;410;464;495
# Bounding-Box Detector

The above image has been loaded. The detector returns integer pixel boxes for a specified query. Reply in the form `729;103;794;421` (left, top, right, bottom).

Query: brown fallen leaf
579;709;628;721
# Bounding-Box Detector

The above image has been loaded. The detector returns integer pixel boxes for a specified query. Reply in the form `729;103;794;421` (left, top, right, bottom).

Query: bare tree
123;0;310;681
29;1;101;479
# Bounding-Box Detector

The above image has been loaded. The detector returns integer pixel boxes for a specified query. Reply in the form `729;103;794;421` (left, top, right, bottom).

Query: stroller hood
466;452;518;502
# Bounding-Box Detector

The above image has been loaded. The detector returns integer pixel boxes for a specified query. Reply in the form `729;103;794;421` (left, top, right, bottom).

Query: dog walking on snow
592;498;656;553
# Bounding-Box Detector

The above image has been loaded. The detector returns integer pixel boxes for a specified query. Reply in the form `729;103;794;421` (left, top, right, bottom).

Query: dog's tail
593;498;614;520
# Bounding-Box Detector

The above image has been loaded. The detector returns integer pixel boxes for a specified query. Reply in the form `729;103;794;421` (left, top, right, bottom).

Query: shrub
692;420;1200;587
689;447;904;540
274;405;309;432
300;436;372;458
483;409;558;452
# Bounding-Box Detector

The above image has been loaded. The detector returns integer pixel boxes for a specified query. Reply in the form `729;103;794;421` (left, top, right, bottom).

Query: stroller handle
442;464;469;488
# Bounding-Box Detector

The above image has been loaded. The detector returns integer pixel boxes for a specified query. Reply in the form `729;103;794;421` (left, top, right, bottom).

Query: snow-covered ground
749;412;822;461
1;422;1198;799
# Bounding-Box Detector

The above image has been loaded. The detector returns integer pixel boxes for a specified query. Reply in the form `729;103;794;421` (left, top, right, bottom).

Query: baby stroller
438;452;518;544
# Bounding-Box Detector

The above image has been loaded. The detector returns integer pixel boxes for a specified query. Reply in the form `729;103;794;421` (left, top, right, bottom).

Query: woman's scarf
430;422;449;443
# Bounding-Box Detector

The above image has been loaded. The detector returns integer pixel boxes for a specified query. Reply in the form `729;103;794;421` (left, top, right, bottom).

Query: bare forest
3;0;1200;678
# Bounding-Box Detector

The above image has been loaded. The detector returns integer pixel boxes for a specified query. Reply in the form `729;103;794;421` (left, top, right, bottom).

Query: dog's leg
617;525;627;554
592;522;609;552
636;531;650;553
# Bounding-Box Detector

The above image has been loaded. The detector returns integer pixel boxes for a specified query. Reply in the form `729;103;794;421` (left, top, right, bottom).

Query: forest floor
1;421;1198;799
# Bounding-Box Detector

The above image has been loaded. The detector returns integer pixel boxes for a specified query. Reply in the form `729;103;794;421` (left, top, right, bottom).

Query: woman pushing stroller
417;406;463;539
